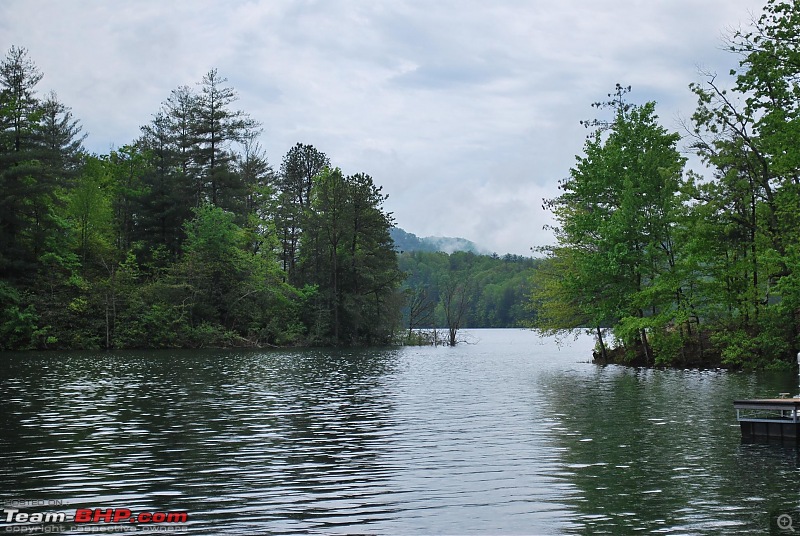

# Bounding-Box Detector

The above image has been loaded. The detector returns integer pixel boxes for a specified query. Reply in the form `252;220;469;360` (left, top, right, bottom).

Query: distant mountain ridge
390;227;487;254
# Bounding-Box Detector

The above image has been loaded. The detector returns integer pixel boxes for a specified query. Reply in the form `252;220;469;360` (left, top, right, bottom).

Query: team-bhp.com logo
73;509;187;524
2;507;188;531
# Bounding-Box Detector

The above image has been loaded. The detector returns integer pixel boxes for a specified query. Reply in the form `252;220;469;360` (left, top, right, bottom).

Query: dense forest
0;44;539;352
531;0;800;369
0;47;405;349
7;0;800;368
398;251;538;343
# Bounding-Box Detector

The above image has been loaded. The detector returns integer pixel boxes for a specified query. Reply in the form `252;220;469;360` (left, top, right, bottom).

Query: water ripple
1;331;797;534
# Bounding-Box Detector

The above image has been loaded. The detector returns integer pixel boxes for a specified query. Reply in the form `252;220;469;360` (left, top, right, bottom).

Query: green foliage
399;250;539;332
0;281;49;350
8;1;800;365
648;329;685;367
297;168;404;345
534;86;688;364
526;251;589;339
0;46;76;281
530;1;800;368
680;0;800;368
0;49;404;351
186;322;237;348
67;155;113;263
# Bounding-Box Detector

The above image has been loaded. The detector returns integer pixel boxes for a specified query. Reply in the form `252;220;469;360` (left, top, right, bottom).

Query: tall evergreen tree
276;143;330;280
299;168;402;344
36;91;85;180
192;69;259;215
236;135;276;254
0;47;84;279
0;45;43;277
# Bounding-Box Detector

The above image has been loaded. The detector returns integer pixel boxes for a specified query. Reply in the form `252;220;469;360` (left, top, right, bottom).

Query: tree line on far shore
399;251;538;345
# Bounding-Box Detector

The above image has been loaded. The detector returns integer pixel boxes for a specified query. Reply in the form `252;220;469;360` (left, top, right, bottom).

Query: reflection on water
1;330;799;534
539;365;800;533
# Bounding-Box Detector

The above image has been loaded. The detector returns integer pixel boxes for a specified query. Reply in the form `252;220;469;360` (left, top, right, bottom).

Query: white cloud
0;0;765;254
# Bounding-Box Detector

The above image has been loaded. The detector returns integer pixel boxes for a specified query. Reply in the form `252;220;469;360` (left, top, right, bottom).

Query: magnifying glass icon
778;514;795;532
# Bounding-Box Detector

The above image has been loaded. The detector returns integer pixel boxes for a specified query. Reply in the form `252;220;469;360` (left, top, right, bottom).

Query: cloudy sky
1;0;765;255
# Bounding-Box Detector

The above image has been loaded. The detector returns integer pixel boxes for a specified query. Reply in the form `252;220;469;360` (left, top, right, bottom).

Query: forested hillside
531;0;800;369
0;47;403;350
390;227;486;254
399;251;538;334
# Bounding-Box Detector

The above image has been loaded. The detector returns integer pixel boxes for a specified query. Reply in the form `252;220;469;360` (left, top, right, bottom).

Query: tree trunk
596;326;607;360
640;328;652;365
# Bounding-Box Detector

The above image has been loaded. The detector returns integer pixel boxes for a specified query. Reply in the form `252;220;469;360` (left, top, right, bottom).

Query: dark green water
1;329;799;534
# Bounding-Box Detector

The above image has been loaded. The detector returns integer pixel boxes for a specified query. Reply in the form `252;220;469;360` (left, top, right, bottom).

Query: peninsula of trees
0;49;405;349
0;45;536;351
531;0;800;369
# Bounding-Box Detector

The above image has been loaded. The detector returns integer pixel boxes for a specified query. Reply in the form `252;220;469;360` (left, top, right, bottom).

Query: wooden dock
734;398;800;444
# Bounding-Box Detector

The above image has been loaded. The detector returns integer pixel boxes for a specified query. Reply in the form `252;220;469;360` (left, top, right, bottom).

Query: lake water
2;329;800;534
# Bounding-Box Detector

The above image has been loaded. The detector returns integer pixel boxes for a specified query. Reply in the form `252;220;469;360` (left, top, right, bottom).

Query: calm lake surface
2;329;800;534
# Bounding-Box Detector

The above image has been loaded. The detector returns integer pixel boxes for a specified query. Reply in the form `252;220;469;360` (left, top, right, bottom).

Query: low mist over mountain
390;227;489;254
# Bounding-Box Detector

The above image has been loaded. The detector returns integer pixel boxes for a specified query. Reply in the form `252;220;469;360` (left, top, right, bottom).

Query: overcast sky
1;0;765;255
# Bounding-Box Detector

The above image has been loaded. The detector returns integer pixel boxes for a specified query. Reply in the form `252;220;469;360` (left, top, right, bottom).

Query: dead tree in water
441;277;472;346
